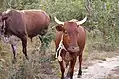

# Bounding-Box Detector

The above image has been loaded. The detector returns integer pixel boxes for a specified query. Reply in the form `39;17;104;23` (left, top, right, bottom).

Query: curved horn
76;16;87;25
54;17;64;25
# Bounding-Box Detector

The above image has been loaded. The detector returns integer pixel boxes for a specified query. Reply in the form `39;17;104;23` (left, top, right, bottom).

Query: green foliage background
0;0;118;50
0;0;119;79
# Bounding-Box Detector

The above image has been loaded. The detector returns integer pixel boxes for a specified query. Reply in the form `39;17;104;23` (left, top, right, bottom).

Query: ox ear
56;24;65;32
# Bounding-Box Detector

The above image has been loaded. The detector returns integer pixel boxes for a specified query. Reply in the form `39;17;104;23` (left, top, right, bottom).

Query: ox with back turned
54;16;87;79
0;9;50;63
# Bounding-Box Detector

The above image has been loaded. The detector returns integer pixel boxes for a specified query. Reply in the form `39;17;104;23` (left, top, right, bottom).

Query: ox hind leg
59;61;65;79
11;44;17;63
66;58;76;79
21;36;29;60
77;53;83;78
39;36;45;54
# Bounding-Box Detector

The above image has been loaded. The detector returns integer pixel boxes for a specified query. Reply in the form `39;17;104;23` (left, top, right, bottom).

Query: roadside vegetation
0;0;119;79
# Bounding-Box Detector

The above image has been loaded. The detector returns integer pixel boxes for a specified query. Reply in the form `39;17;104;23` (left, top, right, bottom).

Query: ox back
4;9;50;39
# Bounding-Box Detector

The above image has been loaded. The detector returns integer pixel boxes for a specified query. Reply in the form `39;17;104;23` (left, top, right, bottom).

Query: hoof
77;75;82;78
25;56;29;60
64;77;70;79
12;59;17;64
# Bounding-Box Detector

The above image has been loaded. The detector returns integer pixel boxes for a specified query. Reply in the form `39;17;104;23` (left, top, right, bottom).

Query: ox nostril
72;47;75;49
72;46;78;49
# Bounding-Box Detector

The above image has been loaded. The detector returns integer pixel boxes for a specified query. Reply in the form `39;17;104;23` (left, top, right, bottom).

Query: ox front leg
77;54;82;78
21;37;29;60
11;44;17;63
59;61;65;79
66;58;76;79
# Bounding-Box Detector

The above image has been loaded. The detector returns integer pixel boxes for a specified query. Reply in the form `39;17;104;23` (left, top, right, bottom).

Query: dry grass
0;32;119;79
0;37;59;79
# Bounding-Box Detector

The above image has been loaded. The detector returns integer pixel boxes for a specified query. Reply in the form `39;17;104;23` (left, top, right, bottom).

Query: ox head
0;12;5;36
0;11;9;36
54;16;87;53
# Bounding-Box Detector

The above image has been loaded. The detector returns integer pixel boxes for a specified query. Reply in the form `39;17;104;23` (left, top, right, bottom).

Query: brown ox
0;9;50;62
54;17;87;79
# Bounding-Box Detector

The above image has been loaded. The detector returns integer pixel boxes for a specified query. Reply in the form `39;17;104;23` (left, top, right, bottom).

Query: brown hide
3;9;50;38
23;10;50;37
55;22;86;56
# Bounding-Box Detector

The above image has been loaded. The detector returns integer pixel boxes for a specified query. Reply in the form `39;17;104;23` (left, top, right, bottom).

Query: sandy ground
73;56;119;79
71;50;119;79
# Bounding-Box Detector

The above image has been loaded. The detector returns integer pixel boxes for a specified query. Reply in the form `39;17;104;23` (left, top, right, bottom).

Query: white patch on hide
13;45;17;53
2;35;20;46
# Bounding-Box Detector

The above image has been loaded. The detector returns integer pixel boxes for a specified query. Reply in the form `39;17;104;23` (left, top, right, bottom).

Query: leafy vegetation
0;0;118;48
0;0;119;79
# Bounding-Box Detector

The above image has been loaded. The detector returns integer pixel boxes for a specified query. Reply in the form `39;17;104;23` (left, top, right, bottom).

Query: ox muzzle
67;46;80;53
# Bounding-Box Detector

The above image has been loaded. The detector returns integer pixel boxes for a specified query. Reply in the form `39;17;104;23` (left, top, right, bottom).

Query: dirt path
73;56;119;79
